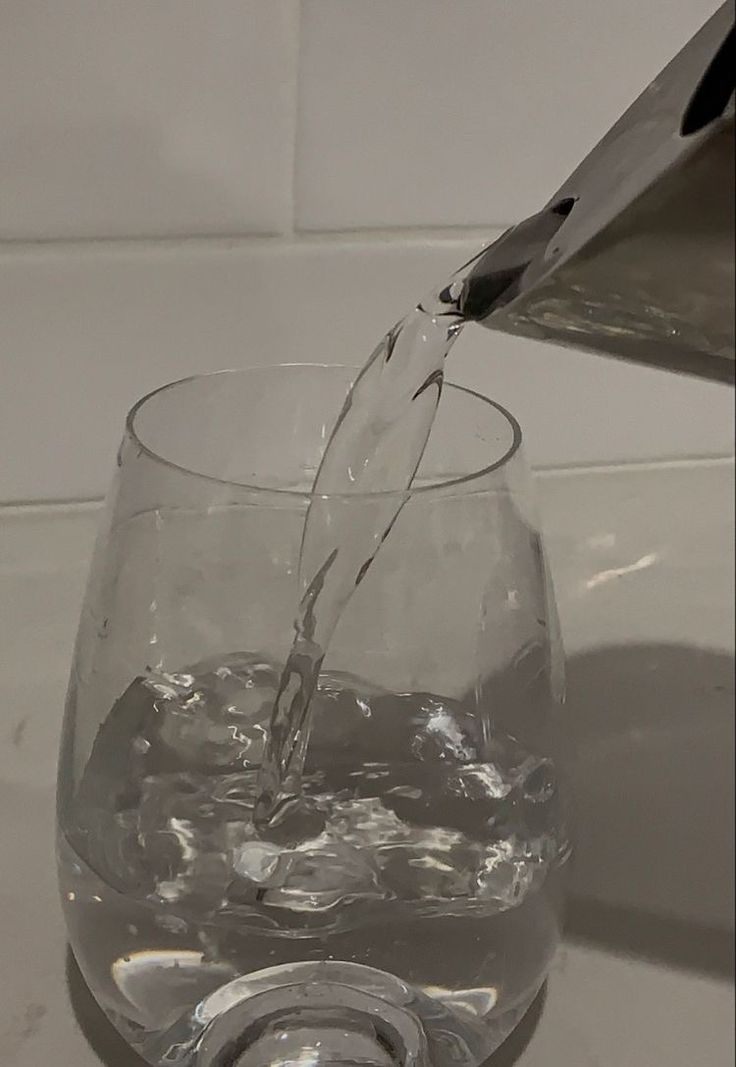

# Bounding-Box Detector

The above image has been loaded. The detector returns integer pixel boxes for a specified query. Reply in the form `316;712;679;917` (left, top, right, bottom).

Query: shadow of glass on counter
482;985;546;1066
561;642;734;980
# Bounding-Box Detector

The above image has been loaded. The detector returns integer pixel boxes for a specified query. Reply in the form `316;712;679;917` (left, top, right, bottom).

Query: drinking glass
58;365;570;1067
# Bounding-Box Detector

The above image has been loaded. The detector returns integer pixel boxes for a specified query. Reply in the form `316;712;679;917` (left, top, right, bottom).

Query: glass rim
126;364;523;500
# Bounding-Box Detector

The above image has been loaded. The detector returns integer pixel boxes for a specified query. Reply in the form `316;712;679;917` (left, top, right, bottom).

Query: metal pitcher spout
462;2;735;384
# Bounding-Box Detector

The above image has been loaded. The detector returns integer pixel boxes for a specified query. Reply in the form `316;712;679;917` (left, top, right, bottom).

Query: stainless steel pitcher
461;2;735;384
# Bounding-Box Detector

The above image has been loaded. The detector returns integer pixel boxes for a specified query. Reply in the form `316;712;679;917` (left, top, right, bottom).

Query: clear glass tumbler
58;365;570;1067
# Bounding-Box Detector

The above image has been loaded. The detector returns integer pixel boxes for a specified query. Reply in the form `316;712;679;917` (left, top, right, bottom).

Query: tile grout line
281;0;303;239
2;455;732;517
0;226;502;260
534;453;735;478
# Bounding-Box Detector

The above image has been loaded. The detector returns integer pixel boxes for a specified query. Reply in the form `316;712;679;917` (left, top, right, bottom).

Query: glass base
191;979;429;1066
130;961;526;1067
69;946;546;1067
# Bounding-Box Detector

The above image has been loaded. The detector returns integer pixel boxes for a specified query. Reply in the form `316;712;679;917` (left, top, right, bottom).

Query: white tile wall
0;1;732;502
0;1;299;239
295;0;722;230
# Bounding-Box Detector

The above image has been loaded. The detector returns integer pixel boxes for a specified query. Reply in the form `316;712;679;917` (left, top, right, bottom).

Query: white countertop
2;459;734;1066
